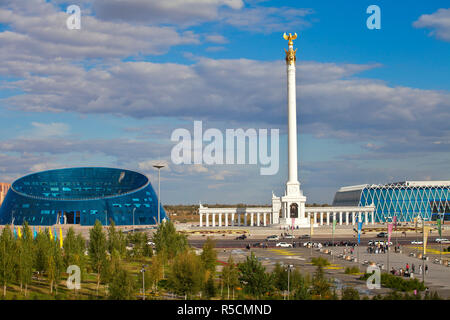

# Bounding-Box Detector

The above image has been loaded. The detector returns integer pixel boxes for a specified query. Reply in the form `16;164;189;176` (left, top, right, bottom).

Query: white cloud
90;0;244;26
29;122;70;138
413;8;450;42
204;34;228;44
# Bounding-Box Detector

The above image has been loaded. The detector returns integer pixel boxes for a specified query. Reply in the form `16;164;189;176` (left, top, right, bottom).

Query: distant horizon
1;0;449;205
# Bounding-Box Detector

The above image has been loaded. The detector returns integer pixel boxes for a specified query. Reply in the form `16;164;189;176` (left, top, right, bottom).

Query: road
188;235;444;248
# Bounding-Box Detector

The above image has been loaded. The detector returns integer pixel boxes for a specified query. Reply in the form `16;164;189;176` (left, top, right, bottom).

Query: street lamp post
141;264;147;300
132;207;136;233
153;164;165;225
422;215;425;284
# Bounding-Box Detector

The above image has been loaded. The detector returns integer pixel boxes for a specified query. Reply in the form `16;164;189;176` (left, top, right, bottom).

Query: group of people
390;263;429;277
367;242;388;254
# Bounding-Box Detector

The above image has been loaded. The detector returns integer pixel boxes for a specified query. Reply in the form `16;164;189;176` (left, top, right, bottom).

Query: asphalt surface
188;235;444;248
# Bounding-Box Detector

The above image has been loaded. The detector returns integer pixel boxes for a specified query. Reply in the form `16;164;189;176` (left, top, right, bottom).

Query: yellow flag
310;216;314;236
38;226;41;233
59;227;63;248
423;226;430;255
17;227;22;239
48;227;53;240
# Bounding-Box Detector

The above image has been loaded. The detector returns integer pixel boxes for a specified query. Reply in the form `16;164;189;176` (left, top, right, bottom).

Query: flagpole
422;215;425;284
332;222;334;263
439;215;442;263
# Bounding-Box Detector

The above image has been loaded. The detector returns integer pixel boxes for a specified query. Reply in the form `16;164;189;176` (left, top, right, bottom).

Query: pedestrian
425;265;428;274
406;263;409;272
419;265;422;275
412;264;415;273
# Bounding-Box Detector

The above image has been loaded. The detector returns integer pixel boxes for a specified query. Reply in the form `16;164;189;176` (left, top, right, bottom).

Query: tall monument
272;33;308;227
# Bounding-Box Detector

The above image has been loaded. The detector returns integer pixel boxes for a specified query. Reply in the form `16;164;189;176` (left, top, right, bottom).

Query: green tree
153;220;187;261
47;240;64;294
200;237;217;274
148;254;163;292
238;252;273;299
168;250;204;299
34;230;51;276
204;275;216;299
127;232;153;260
0;226;15;296
221;255;240;299
341;287;360;300
63;227;87;281
88;220;109;295
310;266;332;299
272;263;310;299
108;267;137;300
16;222;34;296
107;221;126;258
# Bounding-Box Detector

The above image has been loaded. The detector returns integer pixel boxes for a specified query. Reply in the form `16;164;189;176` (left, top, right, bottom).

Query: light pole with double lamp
153;164;165;224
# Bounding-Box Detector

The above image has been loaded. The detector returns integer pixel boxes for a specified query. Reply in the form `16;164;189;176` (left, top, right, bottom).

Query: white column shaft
287;63;298;184
199;213;203;227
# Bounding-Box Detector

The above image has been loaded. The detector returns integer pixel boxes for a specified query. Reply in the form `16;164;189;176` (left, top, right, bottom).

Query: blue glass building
332;181;450;222
0;167;167;226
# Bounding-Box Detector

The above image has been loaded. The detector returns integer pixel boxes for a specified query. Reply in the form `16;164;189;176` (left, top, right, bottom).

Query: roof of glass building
333;181;450;222
0;167;166;226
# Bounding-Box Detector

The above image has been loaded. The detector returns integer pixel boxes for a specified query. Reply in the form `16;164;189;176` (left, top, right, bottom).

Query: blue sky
0;0;449;205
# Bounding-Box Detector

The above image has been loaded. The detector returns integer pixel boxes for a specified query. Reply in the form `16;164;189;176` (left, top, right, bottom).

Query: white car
284;234;295;239
276;242;293;248
266;235;280;241
147;241;155;246
436;238;449;243
411;240;423;245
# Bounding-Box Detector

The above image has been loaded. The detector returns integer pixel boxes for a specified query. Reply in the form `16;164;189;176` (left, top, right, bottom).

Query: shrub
344;266;360;274
311;257;330;267
360;272;425;292
341;287;360;300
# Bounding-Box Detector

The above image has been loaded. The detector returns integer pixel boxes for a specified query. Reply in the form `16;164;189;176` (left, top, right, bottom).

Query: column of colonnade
199;209;374;228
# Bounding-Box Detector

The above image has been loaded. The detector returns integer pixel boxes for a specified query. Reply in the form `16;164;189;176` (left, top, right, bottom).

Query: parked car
436;238;449;243
147;241;155;246
283;234;295;239
252;242;263;248
235;234;247;240
276;242;293;248
266;235;279;241
377;232;388;238
411;240;423;245
299;234;310;239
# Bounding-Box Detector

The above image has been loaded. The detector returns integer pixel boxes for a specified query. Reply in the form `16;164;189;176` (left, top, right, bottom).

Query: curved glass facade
0;167;167;226
333;182;450;222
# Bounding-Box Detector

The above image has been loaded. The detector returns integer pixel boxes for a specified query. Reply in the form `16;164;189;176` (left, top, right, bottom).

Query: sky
0;0;449;205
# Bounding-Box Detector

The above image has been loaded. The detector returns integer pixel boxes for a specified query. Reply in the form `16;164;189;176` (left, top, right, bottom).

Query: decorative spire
283;32;298;65
283;32;297;46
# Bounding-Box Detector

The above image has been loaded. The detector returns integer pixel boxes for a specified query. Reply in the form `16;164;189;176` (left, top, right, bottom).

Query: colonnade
304;209;375;226
199;211;273;227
